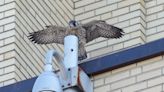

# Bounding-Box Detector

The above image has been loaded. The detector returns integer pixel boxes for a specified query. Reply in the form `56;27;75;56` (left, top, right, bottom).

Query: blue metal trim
0;38;164;92
0;77;36;92
80;38;164;75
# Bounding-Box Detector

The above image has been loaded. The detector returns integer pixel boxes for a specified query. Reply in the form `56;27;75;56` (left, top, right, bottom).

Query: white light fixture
32;50;63;92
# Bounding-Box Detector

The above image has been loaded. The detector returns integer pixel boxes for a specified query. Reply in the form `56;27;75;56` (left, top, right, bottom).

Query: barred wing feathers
29;26;67;44
82;20;124;43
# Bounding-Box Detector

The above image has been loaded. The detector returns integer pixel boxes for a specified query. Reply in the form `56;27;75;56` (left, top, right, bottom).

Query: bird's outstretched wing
28;26;67;44
81;20;124;43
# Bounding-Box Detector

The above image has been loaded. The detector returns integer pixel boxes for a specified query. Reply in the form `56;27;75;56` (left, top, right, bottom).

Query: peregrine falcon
28;20;124;60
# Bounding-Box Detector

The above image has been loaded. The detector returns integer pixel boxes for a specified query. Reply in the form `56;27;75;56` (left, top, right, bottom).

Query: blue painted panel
0;77;36;92
80;38;164;74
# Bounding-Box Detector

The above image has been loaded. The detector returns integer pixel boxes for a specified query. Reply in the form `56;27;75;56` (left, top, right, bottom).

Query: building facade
0;0;164;91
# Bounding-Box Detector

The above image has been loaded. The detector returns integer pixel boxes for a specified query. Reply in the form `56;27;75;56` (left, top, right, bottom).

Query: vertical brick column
74;0;146;59
0;0;17;87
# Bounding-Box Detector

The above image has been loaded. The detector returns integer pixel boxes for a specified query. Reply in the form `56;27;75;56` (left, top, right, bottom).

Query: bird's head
69;20;79;27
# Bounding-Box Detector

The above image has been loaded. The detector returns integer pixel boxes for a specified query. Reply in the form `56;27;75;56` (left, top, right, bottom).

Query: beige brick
14;44;42;75
106;17;118;25
0;67;4;75
137;56;163;66
94;85;110;92
101;12;112;20
81;16;100;24
0;2;15;12
112;7;129;17
0;58;15;68
111;77;136;90
148;76;164;87
157;11;164;18
54;1;73;20
157;0;164;4
0;0;4;5
0;16;15;26
0;44;15;54
124;37;143;48
84;0;106;11
118;0;140;8
113;43;123;51
107;0;122;4
4;79;16;86
146;0;156;8
0;40;3;47
75;11;94;20
0;72;15;82
118;10;141;22
130;17;141;25
0;30;15;40
130;67;142;76
137;69;162;82
4;23;15;31
89;46;112;58
94;71;112;80
0;12;4;19
114;20;129;28
124;24;141;33
0;54;3;61
74;7;84;15
95;4;117;15
147;27;156;35
75;0;95;8
62;1;74;14
4;65;15;73
0;26;3;33
122;82;147;92
4;9;15;17
73;0;79;2
86;41;108;52
157;24;164;32
146;14;157;22
143;59;164;72
130;3;140;11
66;0;74;8
140;18;146;28
130;31;143;38
140;85;162;92
147;5;163;15
5;0;14;3
4;36;15;45
4;50;15;59
94;79;104;87
111;89;121;92
147;31;164;42
105;71;130;84
108;38;122;46
15;67;26;81
112;64;136;74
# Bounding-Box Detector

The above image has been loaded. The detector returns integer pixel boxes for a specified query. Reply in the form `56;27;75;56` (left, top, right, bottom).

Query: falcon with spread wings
29;20;124;60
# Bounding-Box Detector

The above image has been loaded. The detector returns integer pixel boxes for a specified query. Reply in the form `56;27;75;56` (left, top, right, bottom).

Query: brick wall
74;0;147;59
0;0;16;87
0;0;164;91
0;0;74;87
93;55;164;92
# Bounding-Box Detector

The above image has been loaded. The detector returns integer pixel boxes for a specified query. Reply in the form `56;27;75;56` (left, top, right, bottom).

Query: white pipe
44;50;55;72
63;35;78;69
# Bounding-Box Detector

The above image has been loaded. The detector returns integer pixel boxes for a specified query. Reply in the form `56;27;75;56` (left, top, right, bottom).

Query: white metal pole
63;35;78;69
